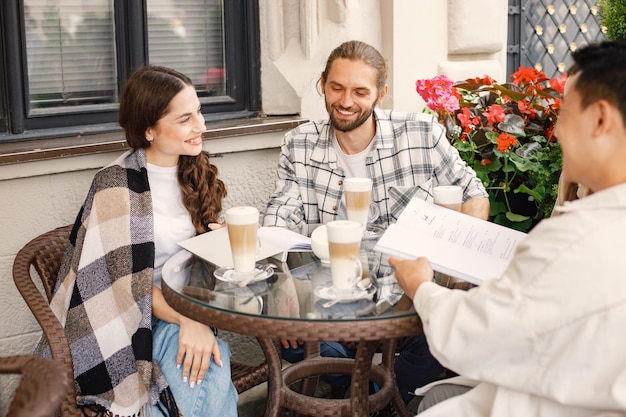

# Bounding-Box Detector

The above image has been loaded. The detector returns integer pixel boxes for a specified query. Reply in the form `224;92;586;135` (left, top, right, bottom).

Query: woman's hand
389;257;434;300
208;222;225;231
176;317;222;388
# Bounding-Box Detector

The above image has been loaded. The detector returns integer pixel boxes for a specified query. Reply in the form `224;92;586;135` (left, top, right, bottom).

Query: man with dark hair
391;40;626;416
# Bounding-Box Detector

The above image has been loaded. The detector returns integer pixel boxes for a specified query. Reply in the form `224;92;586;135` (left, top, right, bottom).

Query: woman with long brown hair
44;65;236;417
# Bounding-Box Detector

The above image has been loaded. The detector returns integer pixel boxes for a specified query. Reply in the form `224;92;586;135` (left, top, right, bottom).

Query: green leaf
454;139;474;153
515;184;543;201
506;211;531;222
485;131;500;143
492;84;528;102
492;213;533;231
509;152;540;172
498;114;526;135
474;158;502;174
489;199;507;217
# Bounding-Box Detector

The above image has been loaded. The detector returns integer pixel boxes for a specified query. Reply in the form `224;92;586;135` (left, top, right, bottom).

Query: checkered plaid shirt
263;108;487;228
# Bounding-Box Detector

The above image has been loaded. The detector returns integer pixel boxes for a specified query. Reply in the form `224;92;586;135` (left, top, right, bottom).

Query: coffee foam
433;186;463;205
225;206;259;225
344;177;373;192
326;220;362;243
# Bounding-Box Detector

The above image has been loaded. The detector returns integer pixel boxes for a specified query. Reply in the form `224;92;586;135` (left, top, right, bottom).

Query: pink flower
416;75;460;114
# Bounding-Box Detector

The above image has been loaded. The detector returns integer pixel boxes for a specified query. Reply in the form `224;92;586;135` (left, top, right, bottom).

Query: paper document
374;198;527;286
178;226;310;268
258;226;312;262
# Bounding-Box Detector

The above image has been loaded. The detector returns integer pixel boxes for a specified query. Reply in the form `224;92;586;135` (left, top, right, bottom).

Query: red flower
511;67;547;86
480;158;492;166
544;125;557;142
549;74;567;95
468;75;495;86
457;107;480;130
517;100;537;118
496;133;518;152
483;104;506;126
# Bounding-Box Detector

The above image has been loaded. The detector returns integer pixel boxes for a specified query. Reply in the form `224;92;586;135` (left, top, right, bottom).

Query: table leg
349;340;378;417
257;337;284;417
380;339;412;417
300;341;321;397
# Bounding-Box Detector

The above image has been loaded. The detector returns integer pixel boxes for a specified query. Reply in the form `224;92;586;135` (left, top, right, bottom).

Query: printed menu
178;226;310;268
374;198;528;285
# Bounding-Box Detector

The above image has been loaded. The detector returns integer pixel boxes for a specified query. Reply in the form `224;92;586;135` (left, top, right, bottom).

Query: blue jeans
151;319;238;417
281;342;355;387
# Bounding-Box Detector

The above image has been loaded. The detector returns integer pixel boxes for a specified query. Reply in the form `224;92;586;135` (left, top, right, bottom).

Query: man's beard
327;100;377;133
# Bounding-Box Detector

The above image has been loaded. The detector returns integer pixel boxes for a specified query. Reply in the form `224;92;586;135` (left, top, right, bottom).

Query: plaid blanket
46;148;179;416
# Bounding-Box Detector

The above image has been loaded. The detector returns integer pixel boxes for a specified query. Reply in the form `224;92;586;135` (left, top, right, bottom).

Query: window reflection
147;0;226;98
24;0;116;111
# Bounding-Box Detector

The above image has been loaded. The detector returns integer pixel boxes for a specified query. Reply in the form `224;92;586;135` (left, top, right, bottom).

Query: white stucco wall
0;0;508;413
260;0;507;117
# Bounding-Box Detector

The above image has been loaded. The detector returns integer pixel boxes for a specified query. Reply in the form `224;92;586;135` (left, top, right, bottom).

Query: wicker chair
0;355;71;417
13;225;271;417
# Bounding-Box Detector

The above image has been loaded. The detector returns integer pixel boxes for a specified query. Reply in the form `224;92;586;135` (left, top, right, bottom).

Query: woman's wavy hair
119;65;227;233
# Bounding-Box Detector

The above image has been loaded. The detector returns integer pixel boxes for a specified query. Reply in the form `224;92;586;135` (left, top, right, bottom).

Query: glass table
161;247;422;417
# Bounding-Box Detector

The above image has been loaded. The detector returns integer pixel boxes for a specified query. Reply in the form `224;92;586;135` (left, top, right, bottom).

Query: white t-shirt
147;163;196;287
332;136;374;220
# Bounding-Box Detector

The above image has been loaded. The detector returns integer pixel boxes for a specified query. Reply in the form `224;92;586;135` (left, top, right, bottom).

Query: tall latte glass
225;206;259;273
326;220;363;290
344;177;373;229
433;185;463;212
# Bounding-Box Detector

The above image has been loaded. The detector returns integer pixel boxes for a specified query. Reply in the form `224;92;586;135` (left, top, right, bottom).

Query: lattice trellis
513;0;607;78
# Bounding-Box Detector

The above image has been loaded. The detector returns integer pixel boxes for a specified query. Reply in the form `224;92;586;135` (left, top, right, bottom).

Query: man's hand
388;257;434;300
461;196;489;220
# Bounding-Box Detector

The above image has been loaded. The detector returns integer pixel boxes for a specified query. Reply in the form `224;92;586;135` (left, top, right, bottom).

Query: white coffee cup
433;185;463;212
344;177;373;229
225;206;259;273
310;224;330;263
326;220;363;290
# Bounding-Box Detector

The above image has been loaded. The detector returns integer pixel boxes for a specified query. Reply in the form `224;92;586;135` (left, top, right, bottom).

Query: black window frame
0;0;260;141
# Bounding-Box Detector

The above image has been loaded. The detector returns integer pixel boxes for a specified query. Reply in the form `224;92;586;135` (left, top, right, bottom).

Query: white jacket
414;183;626;417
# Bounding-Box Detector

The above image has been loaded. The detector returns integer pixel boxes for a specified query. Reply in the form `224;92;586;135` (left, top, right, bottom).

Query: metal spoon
321;278;373;308
237;264;276;288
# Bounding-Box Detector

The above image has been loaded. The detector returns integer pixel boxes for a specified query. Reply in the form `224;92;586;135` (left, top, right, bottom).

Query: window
0;0;260;140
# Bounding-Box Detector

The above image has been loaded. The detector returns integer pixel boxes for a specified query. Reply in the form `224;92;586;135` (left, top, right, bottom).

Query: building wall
0;0;507;413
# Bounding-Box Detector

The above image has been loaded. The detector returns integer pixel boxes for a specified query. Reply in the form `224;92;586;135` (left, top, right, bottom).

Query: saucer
312;298;376;318
214;263;275;285
313;282;376;304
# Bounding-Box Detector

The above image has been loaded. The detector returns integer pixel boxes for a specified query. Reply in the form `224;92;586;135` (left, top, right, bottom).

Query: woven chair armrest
12;244;79;415
1;355;71;417
13;250;73;368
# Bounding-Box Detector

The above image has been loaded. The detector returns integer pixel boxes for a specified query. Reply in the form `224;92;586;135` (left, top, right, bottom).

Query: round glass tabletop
162;248;415;322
